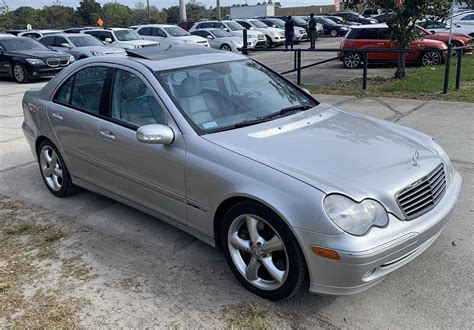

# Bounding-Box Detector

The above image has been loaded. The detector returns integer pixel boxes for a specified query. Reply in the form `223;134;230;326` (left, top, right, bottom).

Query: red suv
339;24;448;69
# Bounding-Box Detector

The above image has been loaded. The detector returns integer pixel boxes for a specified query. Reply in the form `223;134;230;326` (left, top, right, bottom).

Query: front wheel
330;29;338;37
220;43;232;52
343;52;362;69
13;63;30;83
421;50;442;66
265;36;273;48
221;201;307;300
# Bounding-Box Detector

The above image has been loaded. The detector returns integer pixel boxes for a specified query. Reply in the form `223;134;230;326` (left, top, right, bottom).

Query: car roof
0;35;18;40
136;24;176;28
350;23;388;29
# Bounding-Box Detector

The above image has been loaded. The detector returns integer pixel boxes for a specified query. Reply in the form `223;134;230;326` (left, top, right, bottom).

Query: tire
265;36;273;48
220;43;232;51
330;29;338;37
420;50;442;66
12;63;30;83
343;52;362;69
221;201;307;300
37;140;79;197
450;41;462;57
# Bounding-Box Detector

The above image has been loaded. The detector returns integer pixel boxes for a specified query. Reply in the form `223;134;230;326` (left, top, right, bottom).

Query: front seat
178;77;215;126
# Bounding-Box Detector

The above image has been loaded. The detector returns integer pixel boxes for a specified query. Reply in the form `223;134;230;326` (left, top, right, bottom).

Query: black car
267;15;309;33
332;11;378;25
0;36;74;83
315;16;350;37
373;13;394;23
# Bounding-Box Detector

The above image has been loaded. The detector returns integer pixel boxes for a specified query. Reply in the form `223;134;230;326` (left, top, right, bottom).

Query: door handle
100;130;116;141
52;112;63;121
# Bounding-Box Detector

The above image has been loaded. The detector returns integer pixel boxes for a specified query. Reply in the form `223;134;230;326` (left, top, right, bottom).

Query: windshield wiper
260;104;314;120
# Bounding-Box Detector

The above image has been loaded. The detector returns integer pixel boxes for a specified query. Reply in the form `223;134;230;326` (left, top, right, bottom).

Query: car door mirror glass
61;43;71;48
105;38;112;43
207;35;214;39
136;124;174;145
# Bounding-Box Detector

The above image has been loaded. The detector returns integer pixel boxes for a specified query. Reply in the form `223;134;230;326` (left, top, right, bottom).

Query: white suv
82;28;159;50
190;20;266;48
234;18;285;47
134;24;209;47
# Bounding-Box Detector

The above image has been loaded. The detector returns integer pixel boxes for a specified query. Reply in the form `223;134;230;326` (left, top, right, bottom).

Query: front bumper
27;64;64;77
295;171;462;295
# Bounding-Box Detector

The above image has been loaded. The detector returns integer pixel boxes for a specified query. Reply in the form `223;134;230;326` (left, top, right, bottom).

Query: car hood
203;105;443;217
434;31;472;40
78;46;124;54
120;39;159;45
7;49;70;58
177;35;207;43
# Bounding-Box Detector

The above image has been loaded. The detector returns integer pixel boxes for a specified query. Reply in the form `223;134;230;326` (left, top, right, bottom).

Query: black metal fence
241;29;469;94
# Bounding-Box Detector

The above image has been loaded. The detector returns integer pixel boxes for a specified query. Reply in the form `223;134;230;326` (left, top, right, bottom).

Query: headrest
181;76;203;97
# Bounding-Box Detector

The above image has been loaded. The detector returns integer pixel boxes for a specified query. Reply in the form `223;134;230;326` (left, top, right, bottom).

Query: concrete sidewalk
1;80;473;328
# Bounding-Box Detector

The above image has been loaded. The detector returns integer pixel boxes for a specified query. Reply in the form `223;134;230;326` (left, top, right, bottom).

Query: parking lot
1;75;473;327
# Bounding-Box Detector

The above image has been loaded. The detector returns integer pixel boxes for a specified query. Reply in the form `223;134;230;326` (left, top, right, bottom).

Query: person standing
284;16;295;51
308;13;317;49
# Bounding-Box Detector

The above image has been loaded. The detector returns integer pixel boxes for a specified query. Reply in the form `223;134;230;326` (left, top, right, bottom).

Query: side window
240;21;251;29
111;69;166;127
138;27;151;36
214;23;223;29
364;29;378;39
53;76;74;104
378;28;390;40
70;66;109;114
461;14;474;20
40;36;55;46
54;37;68;47
194;31;209;38
155;28;167;37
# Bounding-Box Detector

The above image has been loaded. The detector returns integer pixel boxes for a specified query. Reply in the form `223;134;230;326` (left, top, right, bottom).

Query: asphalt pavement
0;79;473;327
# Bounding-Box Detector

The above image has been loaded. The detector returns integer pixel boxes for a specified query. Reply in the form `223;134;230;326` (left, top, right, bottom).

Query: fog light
311;246;341;260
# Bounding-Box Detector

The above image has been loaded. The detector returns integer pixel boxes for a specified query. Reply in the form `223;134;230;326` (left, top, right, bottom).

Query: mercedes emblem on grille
412;151;420;167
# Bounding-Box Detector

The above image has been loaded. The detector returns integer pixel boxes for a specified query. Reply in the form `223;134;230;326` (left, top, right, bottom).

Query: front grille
59;59;69;66
396;163;446;220
142;43;159;48
46;58;60;67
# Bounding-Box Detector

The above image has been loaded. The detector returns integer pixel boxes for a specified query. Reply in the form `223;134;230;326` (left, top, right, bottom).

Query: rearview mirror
104;37;112;43
136;124;174;145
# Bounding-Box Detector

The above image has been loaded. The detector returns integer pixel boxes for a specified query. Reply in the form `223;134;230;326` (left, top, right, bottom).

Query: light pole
147;0;150;23
216;0;221;20
179;0;187;22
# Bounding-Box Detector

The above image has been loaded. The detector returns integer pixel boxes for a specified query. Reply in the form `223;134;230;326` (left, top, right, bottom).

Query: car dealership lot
0;80;473;327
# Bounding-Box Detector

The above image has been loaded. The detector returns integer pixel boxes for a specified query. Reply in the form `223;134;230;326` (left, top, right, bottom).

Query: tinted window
138;27;152;36
378;28;390;39
346;28;378;39
111;69;165;127
54;37;68;47
2;38;48;51
100;31;114;41
154;28;167;37
53;77;74;104
40;36;55;46
192;30;209;38
71;67;109;114
461;14;474;20
238;21;252;29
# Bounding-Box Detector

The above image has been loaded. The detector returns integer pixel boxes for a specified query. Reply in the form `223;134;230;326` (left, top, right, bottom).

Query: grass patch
308;56;474;102
222;303;270;329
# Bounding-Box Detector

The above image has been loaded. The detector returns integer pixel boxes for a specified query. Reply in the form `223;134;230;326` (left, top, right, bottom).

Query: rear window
345;28;383;40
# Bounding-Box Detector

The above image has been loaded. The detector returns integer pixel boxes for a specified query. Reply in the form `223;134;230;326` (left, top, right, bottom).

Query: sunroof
126;45;222;61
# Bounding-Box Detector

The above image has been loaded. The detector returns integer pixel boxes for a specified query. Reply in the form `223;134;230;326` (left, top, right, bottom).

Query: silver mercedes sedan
22;46;462;300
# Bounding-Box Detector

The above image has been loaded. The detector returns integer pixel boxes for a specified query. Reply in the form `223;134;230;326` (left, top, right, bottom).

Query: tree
132;3;167;24
101;3;133;28
77;0;101;26
11;6;40;29
40;5;81;29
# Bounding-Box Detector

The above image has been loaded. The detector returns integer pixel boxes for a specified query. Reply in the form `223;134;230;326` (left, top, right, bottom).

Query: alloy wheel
343;53;361;68
421;51;441;66
39;146;63;192
331;29;338;37
221;44;231;51
13;64;25;82
227;214;289;291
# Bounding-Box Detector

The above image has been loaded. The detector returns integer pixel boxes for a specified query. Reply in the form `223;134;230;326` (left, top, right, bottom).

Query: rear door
48;65;111;183
96;67;187;224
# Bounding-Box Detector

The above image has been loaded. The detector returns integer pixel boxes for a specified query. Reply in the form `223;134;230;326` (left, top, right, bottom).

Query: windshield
164;26;189;37
225;21;244;31
211;29;233;37
2;38;48;51
157;60;316;134
249;20;268;28
69;35;104;47
292;16;308;25
320;17;336;25
267;19;285;27
114;30;141;41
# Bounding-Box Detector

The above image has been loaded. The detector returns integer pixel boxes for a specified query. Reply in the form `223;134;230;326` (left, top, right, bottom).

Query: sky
5;0;333;10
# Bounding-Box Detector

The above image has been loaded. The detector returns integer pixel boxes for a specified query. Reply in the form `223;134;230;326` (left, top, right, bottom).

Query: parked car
178;20;198;31
339;24;448;68
361;8;383;18
372;12;394;24
0;35;74;83
271;15;310;35
324;15;361;26
418;20;474;37
190;20;266;47
63;27;97;34
414;25;472;57
450;10;474;26
134;24;209;47
22;45;462;300
38;33;125;60
332;11;378;24
82;28;159;49
258;18;308;42
295;16;325;36
315;16;349;37
191;28;256;51
234;18;285;47
7;29;63;39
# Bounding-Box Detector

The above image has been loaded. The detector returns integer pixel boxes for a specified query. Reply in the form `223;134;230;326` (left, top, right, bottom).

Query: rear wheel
38;140;79;197
330;29;338;37
220;43;232;51
421;50;442;66
343;52;362;69
221;201;307;300
265;36;273;48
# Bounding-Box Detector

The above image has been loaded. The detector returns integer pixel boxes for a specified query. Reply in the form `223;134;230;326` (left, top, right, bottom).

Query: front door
96;67;187;224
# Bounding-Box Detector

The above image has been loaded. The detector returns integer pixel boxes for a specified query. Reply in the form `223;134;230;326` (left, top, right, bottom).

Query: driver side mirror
207;35;214;39
61;43;71;48
136;124;174;145
430;30;436;34
104;37;112;43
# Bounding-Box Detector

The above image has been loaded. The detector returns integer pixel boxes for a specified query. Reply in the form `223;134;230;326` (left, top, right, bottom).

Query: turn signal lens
311;246;341;260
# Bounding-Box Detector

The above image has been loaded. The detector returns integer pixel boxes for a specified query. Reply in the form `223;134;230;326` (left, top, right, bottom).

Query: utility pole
216;0;221;20
179;0;187;22
147;0;150;23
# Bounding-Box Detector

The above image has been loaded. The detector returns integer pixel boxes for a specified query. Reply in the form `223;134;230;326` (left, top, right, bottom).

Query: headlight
431;139;454;183
25;58;45;65
324;195;388;236
69;55;75;62
184;39;195;44
91;50;104;56
341;27;349;31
